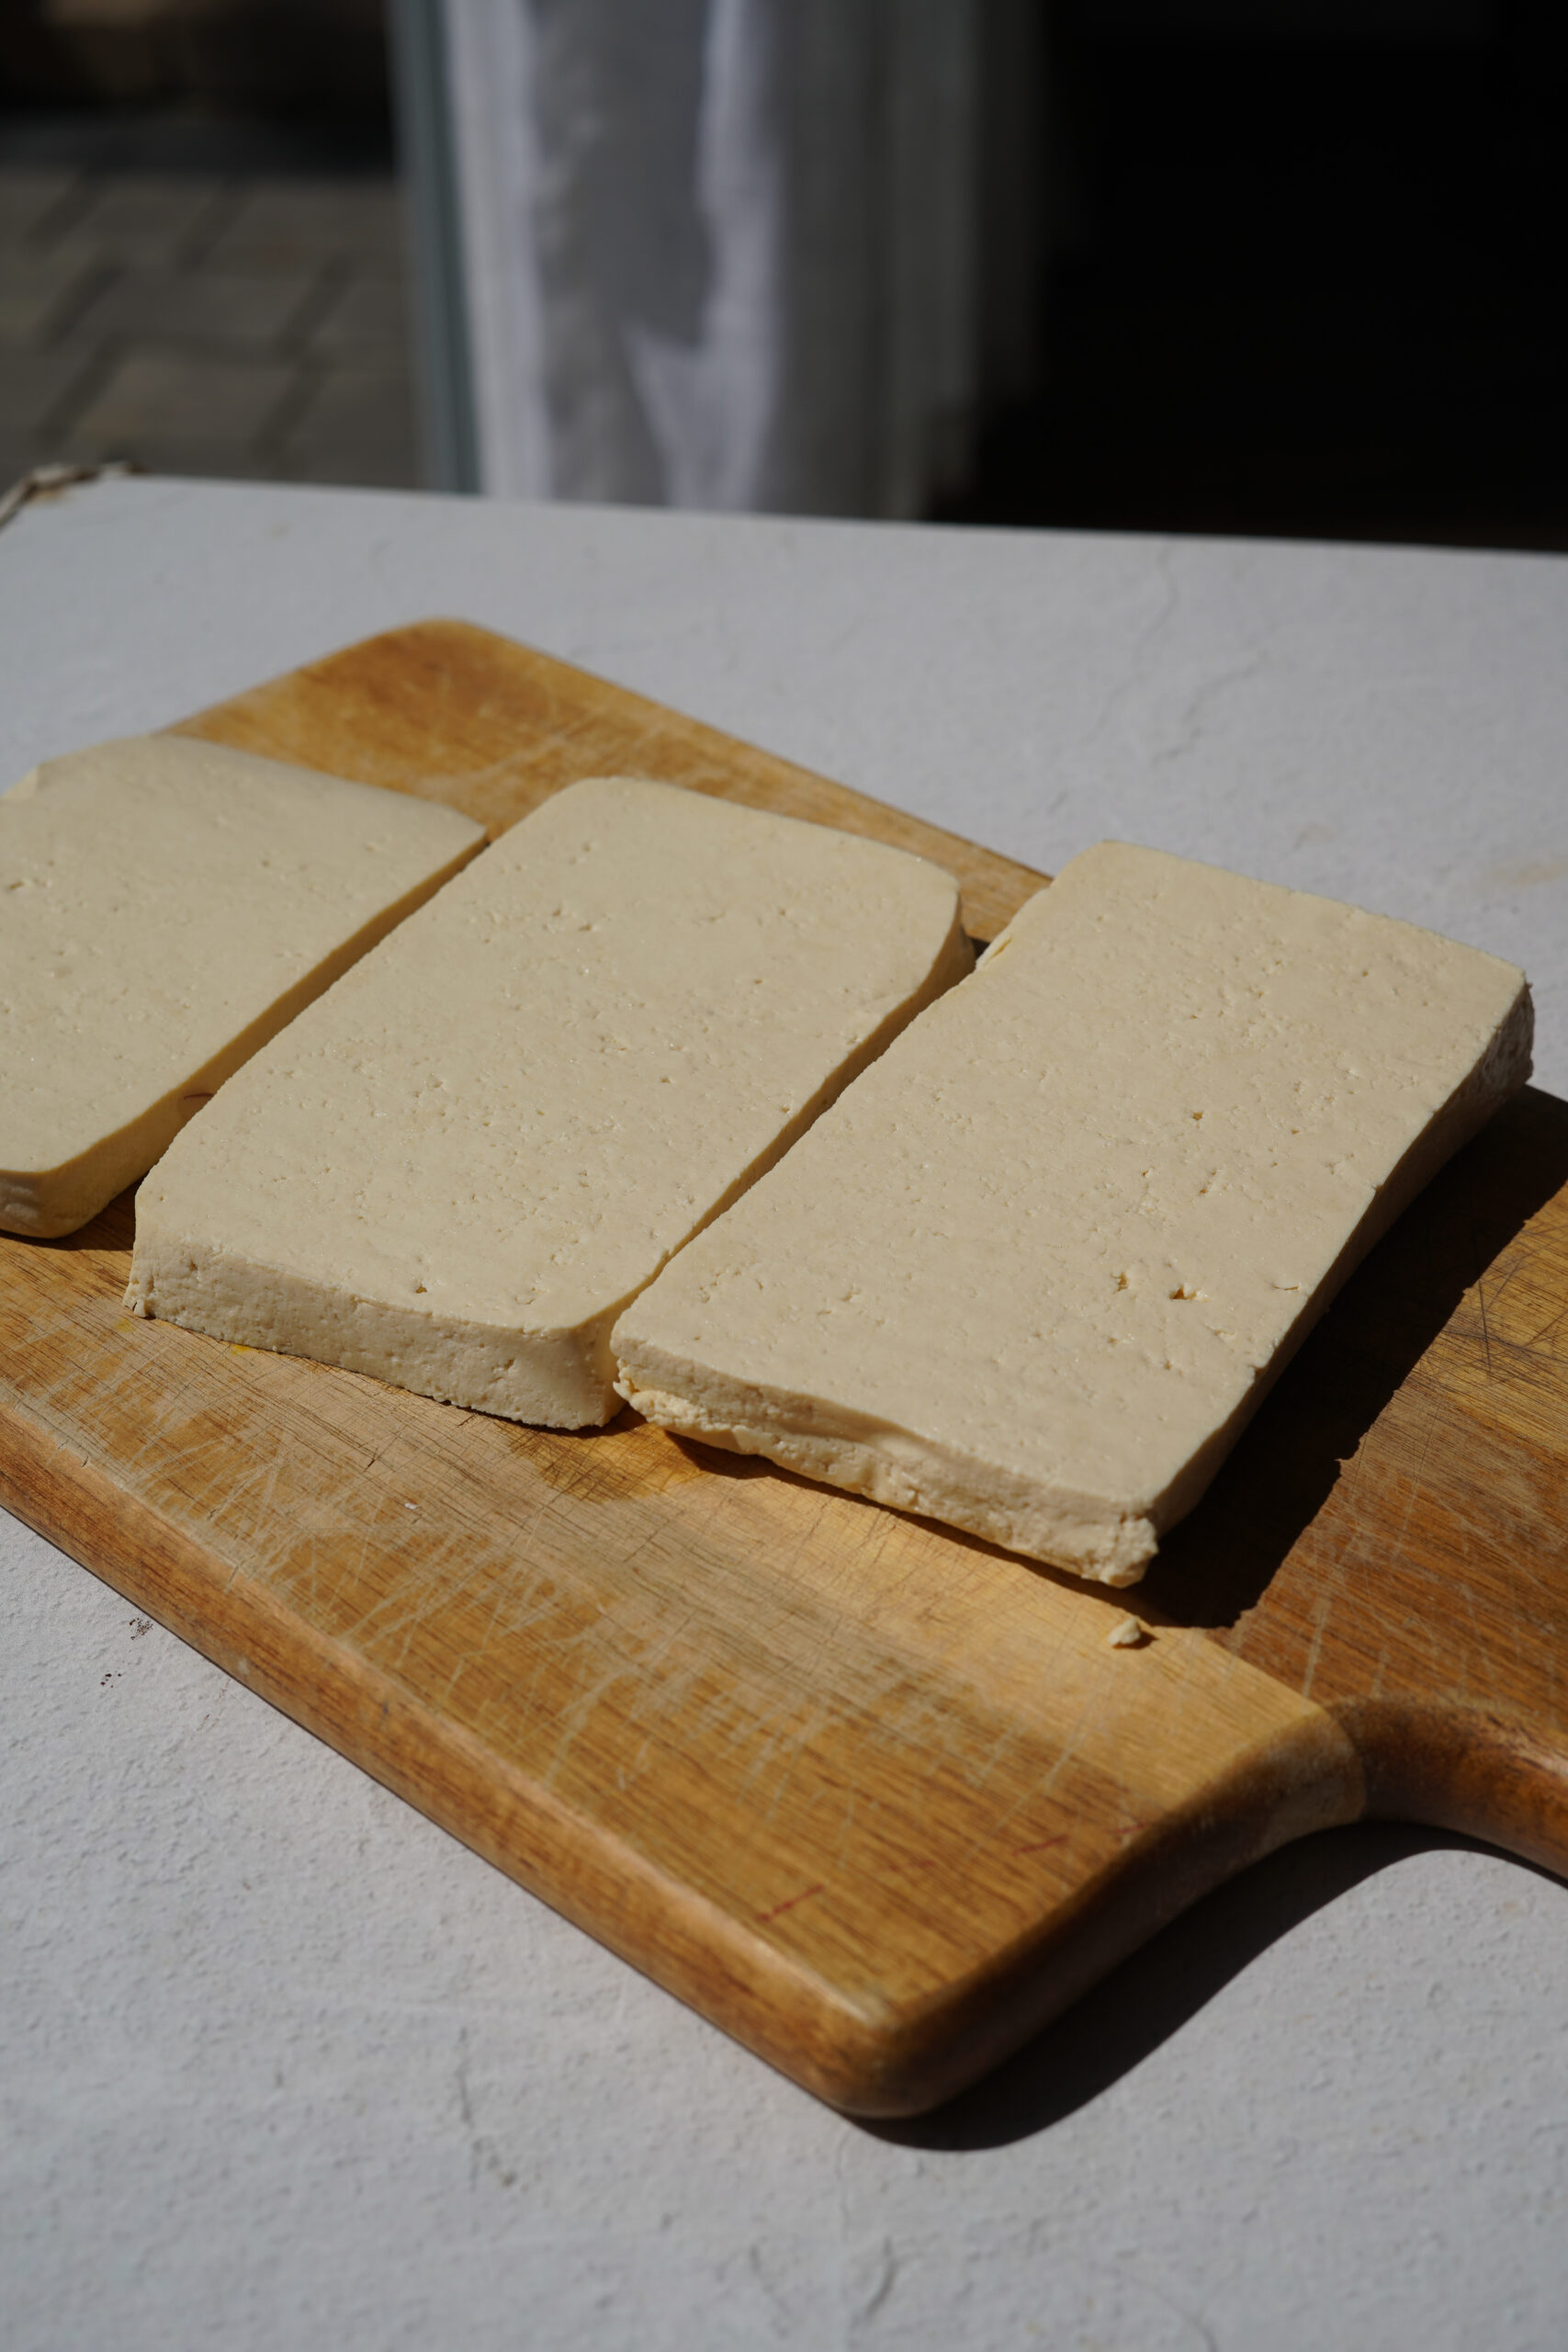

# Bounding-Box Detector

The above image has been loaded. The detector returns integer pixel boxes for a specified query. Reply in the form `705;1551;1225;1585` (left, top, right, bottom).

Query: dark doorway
946;2;1568;550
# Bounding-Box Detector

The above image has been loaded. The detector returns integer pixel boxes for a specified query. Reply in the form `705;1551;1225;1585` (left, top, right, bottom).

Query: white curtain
437;0;1036;517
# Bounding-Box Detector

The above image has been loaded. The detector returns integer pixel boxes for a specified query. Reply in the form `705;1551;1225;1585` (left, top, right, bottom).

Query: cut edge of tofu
611;1365;1167;1583
613;967;1534;1586
131;1249;619;1427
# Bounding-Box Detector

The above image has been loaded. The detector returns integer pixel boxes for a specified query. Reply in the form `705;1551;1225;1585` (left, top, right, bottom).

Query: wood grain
3;619;1565;2114
1144;1080;1568;1862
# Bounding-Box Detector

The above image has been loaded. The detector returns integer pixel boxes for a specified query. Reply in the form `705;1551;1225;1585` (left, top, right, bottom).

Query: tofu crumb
1108;1614;1150;1648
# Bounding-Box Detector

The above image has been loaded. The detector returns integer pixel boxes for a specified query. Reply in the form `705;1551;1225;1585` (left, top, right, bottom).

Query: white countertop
5;475;1567;2351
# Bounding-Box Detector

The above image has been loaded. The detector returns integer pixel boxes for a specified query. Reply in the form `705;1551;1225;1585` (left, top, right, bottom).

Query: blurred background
1;0;1564;548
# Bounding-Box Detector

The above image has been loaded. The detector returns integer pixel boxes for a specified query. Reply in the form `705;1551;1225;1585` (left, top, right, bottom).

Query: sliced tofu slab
613;841;1533;1585
2;734;485;1238
126;776;972;1428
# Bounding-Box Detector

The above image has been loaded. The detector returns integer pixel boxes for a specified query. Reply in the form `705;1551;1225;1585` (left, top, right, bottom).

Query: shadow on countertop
862;1821;1564;2153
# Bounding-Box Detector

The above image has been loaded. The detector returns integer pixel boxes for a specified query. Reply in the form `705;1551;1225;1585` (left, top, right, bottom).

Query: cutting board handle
1339;1699;1568;1876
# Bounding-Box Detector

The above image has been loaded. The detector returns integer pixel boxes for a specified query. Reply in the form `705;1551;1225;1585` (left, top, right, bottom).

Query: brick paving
0;158;420;492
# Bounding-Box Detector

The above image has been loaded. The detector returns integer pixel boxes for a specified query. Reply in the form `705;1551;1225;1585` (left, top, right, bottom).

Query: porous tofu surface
127;775;971;1427
614;841;1532;1582
1;732;484;1236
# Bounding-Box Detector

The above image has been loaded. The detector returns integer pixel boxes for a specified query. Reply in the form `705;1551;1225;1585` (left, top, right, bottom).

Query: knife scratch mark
1299;1592;1333;1702
757;1881;824;1925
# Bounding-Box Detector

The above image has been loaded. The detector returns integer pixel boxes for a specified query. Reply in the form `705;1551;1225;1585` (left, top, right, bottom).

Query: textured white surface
4;478;1568;2349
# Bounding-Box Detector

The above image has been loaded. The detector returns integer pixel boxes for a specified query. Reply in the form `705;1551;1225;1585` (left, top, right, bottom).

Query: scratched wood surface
3;619;1566;2116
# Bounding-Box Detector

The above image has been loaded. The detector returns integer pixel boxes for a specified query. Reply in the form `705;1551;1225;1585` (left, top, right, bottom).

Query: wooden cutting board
6;619;1567;2117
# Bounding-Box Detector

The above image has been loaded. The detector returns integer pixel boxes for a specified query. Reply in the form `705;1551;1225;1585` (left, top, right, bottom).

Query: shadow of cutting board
5;618;1567;2117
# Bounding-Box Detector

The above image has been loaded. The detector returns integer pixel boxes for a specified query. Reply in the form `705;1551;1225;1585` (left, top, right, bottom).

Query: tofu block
126;776;972;1427
613;842;1532;1585
2;734;485;1238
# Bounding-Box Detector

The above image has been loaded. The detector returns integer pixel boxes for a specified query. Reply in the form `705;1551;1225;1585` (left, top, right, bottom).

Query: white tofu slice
612;842;1532;1585
126;776;971;1428
2;734;484;1238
